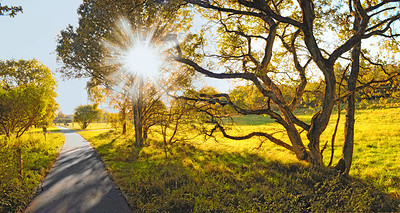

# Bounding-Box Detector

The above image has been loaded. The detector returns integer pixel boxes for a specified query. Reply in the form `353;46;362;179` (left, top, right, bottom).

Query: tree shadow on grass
93;131;144;163
107;141;400;212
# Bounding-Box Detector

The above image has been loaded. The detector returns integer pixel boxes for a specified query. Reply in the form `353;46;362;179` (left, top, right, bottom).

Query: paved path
25;127;131;213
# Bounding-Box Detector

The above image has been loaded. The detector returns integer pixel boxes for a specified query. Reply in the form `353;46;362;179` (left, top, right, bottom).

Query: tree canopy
56;0;190;84
0;59;58;138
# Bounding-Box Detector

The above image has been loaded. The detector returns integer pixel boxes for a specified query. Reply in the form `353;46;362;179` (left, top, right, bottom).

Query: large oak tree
172;0;400;174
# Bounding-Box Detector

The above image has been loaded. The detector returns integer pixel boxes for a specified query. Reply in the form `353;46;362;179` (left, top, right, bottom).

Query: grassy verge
0;131;64;212
80;107;400;213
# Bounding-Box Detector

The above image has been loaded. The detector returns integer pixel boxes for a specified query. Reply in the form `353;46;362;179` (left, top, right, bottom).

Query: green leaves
56;0;191;83
0;59;58;138
73;104;102;129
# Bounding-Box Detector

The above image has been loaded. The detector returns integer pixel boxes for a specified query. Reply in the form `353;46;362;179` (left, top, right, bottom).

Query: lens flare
102;16;182;100
124;38;162;78
103;18;163;82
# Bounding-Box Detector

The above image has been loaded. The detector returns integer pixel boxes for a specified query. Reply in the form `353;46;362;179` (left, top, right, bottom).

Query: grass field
78;107;400;212
68;122;112;130
0;130;64;212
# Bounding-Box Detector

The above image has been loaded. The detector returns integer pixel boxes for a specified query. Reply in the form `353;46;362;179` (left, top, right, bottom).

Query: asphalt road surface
25;127;131;213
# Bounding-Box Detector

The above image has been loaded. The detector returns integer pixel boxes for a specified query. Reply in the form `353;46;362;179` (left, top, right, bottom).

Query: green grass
0;131;65;212
79;107;400;212
229;109;315;126
229;114;277;125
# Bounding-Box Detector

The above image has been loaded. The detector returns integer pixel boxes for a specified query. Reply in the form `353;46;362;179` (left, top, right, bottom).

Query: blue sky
0;0;235;115
0;0;87;115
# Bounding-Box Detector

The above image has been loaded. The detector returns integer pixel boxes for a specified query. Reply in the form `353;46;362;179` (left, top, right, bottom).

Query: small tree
158;97;199;158
130;77;166;147
0;59;58;138
73;104;101;129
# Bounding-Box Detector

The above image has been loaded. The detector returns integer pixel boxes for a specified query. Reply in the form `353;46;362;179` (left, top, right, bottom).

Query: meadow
78;107;400;212
0;129;64;212
69;122;112;131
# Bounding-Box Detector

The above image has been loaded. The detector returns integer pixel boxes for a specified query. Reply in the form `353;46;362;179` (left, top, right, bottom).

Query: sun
103;18;164;82
124;38;162;79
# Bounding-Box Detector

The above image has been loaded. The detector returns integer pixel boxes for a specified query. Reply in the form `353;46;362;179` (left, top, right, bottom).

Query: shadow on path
24;127;131;213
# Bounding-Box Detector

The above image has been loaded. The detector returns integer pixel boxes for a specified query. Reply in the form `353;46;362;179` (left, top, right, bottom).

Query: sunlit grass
315;108;400;196
0;132;65;212
186;107;400;196
78;107;400;211
24;126;61;133
70;122;112;130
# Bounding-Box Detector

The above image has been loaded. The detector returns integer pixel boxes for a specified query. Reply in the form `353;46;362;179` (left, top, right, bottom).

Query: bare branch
329;0;370;64
238;0;303;28
214;122;295;151
365;0;400;12
368;6;396;18
366;13;400;33
185;0;267;21
174;56;258;81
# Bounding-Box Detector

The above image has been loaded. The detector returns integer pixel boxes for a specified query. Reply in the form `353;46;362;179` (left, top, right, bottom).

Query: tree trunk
121;104;127;135
339;12;363;175
133;102;143;147
307;66;336;167
18;147;23;177
307;134;323;166
122;121;126;135
133;77;145;147
340;41;361;175
143;127;148;140
162;125;168;159
285;124;313;163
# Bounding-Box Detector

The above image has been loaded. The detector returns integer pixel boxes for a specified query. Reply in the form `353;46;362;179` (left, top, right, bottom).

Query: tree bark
341;41;361;176
306;66;336;167
122;122;127;135
133;102;143;147
340;7;365;175
18;147;23;177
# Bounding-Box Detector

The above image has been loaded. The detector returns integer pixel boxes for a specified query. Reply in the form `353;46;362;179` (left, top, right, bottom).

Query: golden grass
78;107;400;212
69;122;112;130
0;132;65;212
227;108;400;196
78;107;400;211
80;107;400;196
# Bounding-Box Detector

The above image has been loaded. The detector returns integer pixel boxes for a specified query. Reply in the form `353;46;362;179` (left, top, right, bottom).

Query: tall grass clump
0;132;64;212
